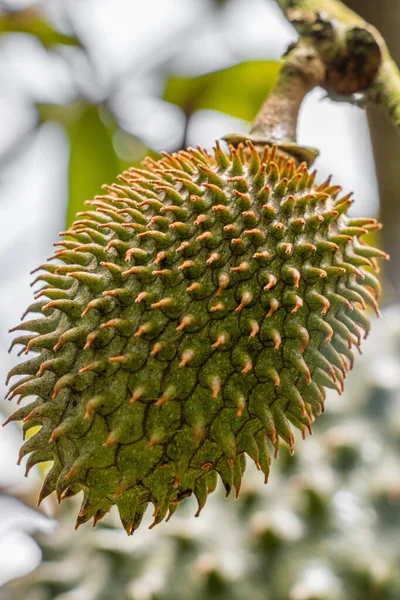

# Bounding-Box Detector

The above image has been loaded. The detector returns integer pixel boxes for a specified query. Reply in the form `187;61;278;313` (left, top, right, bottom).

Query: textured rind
4;310;400;600
5;142;386;534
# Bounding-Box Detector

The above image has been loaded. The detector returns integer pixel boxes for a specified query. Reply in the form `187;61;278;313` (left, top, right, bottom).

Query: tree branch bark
343;0;400;300
274;0;400;132
275;0;363;23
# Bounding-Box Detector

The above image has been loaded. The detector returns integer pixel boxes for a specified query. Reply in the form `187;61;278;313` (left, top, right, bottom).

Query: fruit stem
250;44;324;145
224;44;324;166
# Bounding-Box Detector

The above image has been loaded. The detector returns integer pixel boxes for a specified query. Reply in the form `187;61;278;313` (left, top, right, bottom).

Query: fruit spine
5;141;386;534
5;308;400;600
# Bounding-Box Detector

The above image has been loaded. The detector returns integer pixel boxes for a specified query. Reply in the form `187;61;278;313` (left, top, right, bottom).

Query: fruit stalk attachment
224;44;323;166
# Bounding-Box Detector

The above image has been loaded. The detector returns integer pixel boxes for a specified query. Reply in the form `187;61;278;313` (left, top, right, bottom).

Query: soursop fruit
5;141;387;533
4;308;400;600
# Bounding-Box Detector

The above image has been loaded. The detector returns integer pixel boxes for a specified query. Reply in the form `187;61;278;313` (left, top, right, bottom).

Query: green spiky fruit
5;141;387;534
5;308;400;600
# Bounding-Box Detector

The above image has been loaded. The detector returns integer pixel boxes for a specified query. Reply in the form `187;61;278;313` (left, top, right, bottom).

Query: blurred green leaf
0;6;80;47
66;105;120;227
38;101;87;127
163;60;281;122
38;101;156;226
212;0;234;7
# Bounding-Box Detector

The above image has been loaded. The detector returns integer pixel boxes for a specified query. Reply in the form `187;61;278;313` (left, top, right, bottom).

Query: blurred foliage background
0;0;399;597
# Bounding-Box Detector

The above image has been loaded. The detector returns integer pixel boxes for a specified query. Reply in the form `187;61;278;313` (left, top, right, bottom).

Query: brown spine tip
210;303;224;313
131;386;144;403
231;262;250;273
212;334;228;350
266;299;279;318
179;349;194;368
263;274;277;291
134;325;148;338
241;358;253;374
209;377;221;400
217;273;230;296
150;343;162;357
249;320;260;339
186;282;201;293
135;292;149;304
176;315;193;331
235;291;252;312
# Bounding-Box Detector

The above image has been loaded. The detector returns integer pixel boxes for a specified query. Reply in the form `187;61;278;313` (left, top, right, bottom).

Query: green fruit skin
5;141;386;534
